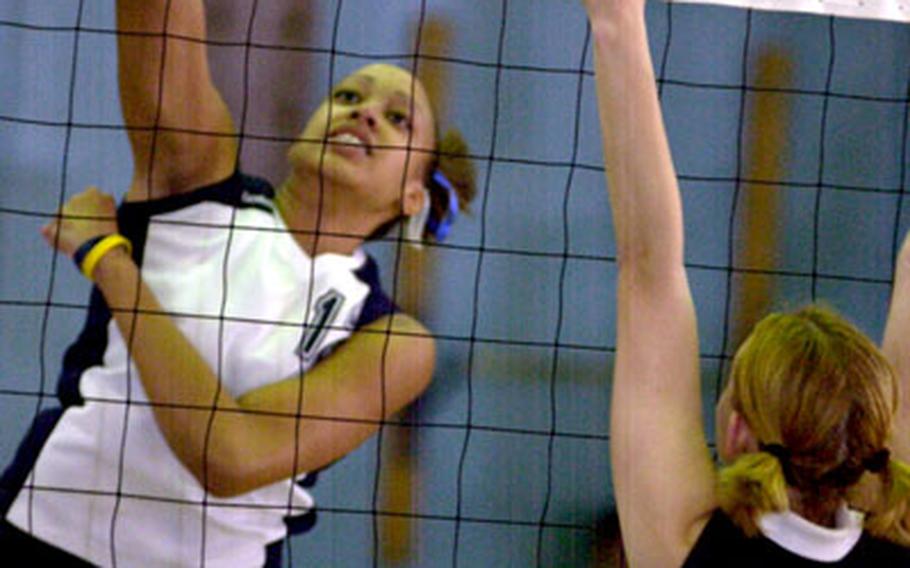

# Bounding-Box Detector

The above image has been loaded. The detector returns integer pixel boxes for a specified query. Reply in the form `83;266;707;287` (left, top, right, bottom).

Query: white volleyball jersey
2;173;396;567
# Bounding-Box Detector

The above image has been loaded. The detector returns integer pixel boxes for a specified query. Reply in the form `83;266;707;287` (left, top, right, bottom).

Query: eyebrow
347;73;427;121
350;75;375;87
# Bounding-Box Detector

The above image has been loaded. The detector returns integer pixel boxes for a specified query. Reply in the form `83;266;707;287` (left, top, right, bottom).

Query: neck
275;173;370;257
787;488;841;528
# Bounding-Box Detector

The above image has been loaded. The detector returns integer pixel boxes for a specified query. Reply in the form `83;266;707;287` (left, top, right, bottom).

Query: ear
723;410;758;461
402;178;427;217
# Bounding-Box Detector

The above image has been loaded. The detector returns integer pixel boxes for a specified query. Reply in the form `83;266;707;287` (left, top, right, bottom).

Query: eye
386;110;412;130
333;89;360;104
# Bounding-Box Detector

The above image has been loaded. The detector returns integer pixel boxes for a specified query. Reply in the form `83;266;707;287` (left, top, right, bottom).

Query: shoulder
356;313;435;384
345;258;433;386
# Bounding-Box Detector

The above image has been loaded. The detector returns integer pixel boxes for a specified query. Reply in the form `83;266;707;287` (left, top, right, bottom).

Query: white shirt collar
758;504;864;562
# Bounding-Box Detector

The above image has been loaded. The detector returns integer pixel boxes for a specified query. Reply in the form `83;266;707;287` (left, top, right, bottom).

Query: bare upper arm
611;264;717;567
218;314;435;494
117;0;237;200
883;235;910;462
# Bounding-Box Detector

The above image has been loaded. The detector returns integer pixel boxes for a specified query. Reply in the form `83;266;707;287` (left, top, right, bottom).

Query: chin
288;141;323;171
298;158;367;193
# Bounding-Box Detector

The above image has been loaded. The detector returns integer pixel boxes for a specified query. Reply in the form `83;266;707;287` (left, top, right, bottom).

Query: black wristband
72;235;108;272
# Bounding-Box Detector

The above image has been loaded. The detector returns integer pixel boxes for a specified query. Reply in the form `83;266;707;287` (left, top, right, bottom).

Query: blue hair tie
426;170;459;242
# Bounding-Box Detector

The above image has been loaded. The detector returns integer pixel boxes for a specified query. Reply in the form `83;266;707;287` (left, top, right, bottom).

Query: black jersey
684;509;910;567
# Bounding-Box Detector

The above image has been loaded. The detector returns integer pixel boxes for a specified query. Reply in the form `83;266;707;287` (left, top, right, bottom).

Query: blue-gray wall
1;1;908;566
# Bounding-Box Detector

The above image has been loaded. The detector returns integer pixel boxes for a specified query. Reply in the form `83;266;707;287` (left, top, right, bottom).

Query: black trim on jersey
683;509;910;567
118;171;273;224
353;255;399;327
264;509;319;568
0;518;94;565
0;408;64;516
117;171;274;266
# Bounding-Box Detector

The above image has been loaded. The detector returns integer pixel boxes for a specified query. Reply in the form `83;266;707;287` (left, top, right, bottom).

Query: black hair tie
820;449;891;488
863;449;890;474
759;443;798;485
759;443;790;462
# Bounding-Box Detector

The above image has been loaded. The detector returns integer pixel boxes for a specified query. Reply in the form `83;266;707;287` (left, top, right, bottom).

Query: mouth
326;129;372;156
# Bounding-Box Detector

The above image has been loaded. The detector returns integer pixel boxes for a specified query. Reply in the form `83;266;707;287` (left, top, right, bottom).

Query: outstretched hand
41;186;119;258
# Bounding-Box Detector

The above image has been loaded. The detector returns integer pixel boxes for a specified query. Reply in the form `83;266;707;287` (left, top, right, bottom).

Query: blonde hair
717;305;910;545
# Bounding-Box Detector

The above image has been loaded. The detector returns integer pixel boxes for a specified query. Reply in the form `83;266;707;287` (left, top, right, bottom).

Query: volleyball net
0;0;907;566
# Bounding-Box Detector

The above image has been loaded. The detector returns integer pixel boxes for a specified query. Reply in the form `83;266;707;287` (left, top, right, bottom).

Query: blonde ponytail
717;451;789;536
863;456;910;546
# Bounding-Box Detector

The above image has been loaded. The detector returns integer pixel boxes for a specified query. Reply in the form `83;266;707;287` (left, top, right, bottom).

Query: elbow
191;459;246;499
200;475;244;499
197;462;262;499
190;426;313;498
613;245;640;274
189;442;264;498
614;243;680;283
614;240;654;270
196;454;240;497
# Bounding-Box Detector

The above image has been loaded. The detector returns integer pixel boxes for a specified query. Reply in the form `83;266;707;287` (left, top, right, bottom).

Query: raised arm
117;0;238;200
883;233;910;463
42;188;435;497
583;1;716;565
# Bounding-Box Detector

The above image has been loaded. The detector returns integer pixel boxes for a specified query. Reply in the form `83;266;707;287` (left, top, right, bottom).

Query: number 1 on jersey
296;289;345;363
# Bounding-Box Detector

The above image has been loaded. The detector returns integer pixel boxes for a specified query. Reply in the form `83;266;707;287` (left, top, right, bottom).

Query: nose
349;107;377;129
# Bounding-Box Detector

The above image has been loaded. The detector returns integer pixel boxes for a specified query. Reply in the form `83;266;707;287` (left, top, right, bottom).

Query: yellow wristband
80;234;133;280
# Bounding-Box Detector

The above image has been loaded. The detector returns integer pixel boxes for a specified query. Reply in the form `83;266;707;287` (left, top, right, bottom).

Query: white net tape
670;0;910;22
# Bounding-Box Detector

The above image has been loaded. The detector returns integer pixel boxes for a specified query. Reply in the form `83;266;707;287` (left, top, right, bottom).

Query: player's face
290;64;436;220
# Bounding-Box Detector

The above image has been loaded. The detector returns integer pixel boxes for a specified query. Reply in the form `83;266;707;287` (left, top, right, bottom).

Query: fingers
40;185;119;257
63;186;117;221
40;220;56;245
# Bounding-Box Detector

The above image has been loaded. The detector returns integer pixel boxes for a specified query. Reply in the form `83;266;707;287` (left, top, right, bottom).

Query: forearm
590;11;685;275
90;249;435;496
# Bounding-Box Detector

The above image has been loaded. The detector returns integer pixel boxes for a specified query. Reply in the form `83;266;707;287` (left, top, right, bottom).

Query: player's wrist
588;7;647;48
73;234;133;282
